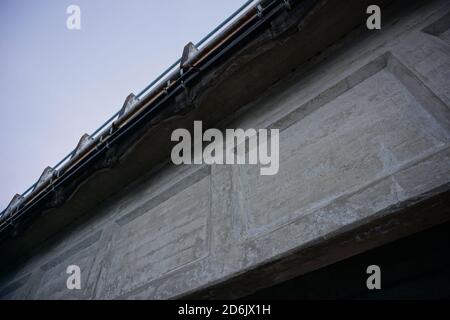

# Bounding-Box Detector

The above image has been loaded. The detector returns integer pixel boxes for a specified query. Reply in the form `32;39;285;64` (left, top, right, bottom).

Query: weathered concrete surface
1;0;450;299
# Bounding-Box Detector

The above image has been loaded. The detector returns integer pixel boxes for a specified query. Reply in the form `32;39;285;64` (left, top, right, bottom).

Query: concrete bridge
1;0;450;299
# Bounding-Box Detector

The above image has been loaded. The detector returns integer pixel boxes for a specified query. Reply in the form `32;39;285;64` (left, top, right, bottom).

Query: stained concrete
1;0;450;299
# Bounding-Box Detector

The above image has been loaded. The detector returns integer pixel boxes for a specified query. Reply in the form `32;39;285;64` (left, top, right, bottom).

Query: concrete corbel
34;166;55;190
118;93;140;119
180;42;199;70
72;133;94;159
2;194;24;221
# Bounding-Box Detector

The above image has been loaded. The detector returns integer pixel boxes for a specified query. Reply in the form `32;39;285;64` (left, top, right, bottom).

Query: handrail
0;0;259;219
0;0;291;231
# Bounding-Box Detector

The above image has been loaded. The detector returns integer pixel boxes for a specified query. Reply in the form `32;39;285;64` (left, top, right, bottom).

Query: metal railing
0;0;258;217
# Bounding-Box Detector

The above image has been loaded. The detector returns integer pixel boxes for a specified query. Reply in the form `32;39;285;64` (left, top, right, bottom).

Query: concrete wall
1;0;450;299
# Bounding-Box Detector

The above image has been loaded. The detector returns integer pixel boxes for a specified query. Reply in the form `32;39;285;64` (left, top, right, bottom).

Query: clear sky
0;0;247;210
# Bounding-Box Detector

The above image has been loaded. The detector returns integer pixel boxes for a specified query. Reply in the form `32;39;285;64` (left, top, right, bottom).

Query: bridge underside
244;220;450;299
1;0;450;299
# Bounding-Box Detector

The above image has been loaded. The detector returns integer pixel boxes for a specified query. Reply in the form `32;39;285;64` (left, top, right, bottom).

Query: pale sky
0;0;248;210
